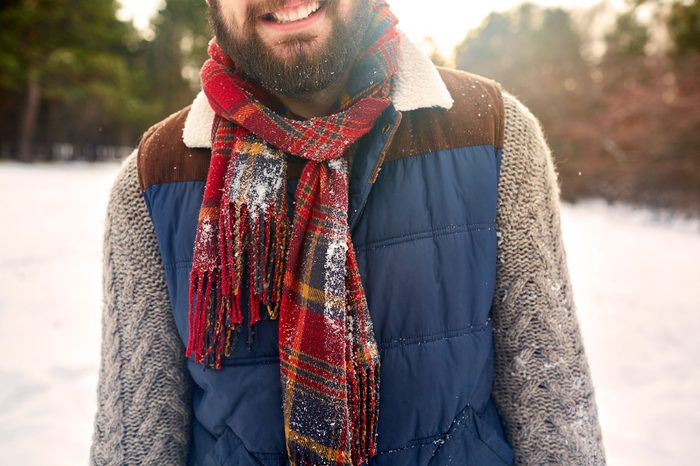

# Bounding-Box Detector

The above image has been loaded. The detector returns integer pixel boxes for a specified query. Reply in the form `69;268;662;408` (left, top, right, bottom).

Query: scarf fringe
350;358;380;465
187;200;288;369
186;268;244;369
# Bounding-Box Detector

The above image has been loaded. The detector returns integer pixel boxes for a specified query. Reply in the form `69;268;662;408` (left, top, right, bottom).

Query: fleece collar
182;32;454;149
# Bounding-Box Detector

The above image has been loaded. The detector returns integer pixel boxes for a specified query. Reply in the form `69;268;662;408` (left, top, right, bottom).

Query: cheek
218;0;250;29
337;0;357;18
334;0;368;32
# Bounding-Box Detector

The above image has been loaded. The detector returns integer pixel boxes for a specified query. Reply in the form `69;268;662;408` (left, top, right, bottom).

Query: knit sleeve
490;92;606;465
90;150;193;465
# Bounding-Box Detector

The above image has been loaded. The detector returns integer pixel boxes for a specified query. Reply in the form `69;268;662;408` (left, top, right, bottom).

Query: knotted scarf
187;3;400;464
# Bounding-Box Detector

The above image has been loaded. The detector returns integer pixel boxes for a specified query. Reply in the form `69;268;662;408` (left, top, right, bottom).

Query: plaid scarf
188;3;400;465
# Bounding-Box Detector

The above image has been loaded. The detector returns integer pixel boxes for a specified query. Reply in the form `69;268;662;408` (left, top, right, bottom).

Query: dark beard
208;0;372;98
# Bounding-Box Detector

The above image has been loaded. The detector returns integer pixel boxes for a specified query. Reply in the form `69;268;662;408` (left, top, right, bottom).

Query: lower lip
260;2;326;33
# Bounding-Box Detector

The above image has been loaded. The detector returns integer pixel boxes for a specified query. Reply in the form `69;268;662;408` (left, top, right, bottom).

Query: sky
117;0;622;58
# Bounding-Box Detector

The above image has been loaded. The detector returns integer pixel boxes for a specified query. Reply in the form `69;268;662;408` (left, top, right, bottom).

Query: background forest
1;0;699;213
1;2;699;464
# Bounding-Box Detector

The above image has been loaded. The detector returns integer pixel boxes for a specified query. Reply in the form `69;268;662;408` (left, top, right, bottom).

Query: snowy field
0;160;698;465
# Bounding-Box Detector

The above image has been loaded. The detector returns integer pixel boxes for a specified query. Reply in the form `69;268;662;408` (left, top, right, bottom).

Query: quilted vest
139;68;515;465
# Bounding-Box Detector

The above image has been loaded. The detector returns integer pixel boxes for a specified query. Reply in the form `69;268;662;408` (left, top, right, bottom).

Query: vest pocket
429;402;514;465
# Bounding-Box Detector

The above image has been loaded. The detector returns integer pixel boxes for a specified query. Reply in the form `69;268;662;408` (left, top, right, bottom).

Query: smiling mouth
262;0;327;24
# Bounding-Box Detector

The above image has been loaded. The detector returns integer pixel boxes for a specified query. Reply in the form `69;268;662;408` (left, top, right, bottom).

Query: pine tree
0;0;143;160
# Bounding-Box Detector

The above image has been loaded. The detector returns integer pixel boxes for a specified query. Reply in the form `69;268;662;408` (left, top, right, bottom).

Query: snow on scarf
188;3;400;464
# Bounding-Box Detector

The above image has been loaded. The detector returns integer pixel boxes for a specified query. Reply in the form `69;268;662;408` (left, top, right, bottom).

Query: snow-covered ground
0;161;698;465
560;200;700;465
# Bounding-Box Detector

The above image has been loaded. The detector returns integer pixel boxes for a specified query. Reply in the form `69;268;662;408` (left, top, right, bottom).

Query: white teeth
270;1;321;23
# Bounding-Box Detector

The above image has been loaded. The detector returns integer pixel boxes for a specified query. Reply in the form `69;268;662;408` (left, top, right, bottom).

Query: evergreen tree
0;0;148;161
144;0;210;117
669;0;700;55
604;12;650;59
454;3;595;194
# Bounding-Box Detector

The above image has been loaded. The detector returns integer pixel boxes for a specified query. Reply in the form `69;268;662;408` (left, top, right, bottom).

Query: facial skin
207;0;373;115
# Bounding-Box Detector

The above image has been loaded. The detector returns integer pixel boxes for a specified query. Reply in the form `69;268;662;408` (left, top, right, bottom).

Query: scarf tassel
187;193;288;369
350;356;380;464
237;202;288;329
186;268;241;369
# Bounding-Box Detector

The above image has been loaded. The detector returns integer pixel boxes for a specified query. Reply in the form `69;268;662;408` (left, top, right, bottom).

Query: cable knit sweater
89;92;606;465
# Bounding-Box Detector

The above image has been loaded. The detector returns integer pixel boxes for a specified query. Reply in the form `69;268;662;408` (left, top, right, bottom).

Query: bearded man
89;1;606;465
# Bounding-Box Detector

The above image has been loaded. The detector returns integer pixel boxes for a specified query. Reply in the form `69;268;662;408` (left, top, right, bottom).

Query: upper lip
264;0;322;17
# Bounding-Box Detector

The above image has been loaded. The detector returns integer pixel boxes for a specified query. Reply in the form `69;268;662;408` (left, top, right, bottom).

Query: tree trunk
18;75;41;162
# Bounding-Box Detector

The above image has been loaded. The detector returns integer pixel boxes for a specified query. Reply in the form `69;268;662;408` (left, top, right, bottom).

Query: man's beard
208;0;373;98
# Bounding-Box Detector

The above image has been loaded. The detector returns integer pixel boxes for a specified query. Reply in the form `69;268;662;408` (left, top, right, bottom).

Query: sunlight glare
118;0;623;59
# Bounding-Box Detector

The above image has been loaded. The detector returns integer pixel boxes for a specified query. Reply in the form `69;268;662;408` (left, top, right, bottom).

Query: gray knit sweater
89;92;606;465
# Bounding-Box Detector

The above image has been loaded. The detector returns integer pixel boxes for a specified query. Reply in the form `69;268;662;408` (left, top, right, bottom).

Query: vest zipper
368;111;402;184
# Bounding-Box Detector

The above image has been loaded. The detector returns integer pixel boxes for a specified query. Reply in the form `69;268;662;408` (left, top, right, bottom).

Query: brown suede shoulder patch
137;106;212;192
385;67;504;163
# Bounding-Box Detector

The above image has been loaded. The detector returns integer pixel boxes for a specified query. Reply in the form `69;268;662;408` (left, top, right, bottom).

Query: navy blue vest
142;82;514;465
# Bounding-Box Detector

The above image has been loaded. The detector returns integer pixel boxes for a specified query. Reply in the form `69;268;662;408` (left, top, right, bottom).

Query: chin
269;36;326;61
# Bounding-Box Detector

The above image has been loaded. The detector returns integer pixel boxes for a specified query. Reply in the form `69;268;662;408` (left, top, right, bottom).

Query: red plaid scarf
188;3;400;465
